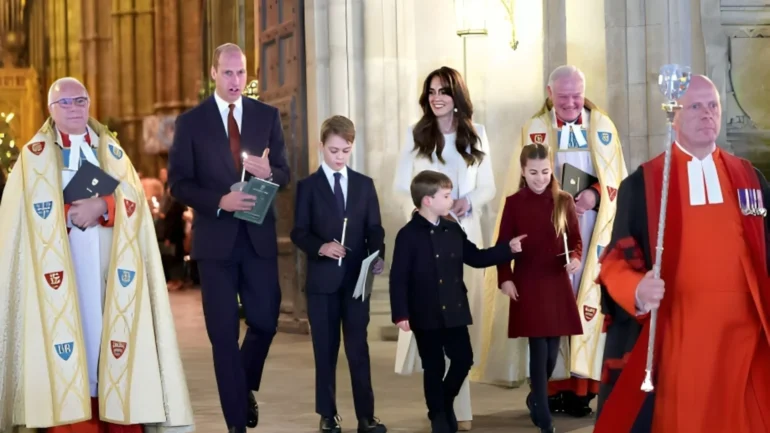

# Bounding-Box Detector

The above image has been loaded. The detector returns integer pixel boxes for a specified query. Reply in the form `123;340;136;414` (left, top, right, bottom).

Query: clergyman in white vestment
0;77;194;432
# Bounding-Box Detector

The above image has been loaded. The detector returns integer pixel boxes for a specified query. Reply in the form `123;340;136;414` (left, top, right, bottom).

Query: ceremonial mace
641;64;692;392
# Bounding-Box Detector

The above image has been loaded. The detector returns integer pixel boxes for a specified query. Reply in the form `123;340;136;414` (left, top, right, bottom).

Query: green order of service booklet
234;177;279;225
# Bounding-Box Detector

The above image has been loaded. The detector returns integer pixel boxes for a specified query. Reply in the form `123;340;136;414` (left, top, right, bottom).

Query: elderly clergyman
474;65;627;427
0;77;194;433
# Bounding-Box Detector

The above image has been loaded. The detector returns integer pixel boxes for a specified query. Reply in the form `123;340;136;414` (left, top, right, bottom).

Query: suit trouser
413;326;474;421
307;288;375;420
198;227;282;429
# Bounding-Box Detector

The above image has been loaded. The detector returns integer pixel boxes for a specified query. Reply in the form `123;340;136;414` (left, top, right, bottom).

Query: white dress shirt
214;92;242;136
321;161;348;205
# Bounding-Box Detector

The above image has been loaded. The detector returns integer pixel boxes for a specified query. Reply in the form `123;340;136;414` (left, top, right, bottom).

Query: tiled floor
172;289;595;433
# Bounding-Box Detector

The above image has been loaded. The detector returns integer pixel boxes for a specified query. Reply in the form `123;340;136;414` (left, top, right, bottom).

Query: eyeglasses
50;97;89;107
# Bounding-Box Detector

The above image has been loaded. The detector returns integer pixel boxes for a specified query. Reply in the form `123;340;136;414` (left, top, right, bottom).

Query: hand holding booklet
233;177;279;225
62;160;120;204
353;250;380;302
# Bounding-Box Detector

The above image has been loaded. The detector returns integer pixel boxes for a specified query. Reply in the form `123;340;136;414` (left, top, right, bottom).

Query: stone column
605;0;707;167
700;0;729;148
154;0;202;115
304;0;331;170
154;0;181;113
181;1;204;108
542;0;567;86
363;0;419;340
604;0;641;168
112;0;155;174
306;0;366;171
81;0;115;120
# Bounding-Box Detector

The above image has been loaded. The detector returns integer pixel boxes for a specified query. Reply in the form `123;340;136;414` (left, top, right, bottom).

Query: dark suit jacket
389;213;517;330
290;167;385;294
167;96;290;260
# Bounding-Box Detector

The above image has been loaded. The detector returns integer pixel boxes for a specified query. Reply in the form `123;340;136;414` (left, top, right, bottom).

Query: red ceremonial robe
594;146;770;432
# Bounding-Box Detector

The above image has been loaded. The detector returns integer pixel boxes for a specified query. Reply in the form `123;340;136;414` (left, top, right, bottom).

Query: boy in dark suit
290;115;387;433
389;170;526;433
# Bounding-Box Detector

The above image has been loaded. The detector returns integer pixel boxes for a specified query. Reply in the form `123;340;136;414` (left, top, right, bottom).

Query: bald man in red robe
594;75;770;432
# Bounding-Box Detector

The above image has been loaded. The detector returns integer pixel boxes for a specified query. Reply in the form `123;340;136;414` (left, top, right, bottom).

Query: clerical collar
556;114;582;127
675;142;723;206
60;131;92;148
552;108;588;149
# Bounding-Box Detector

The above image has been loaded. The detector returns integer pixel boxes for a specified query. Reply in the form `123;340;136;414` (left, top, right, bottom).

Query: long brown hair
519;143;568;237
412;67;484;166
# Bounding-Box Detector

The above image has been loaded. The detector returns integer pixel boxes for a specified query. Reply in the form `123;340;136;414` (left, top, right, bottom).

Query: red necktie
228;104;241;169
556;114;582;128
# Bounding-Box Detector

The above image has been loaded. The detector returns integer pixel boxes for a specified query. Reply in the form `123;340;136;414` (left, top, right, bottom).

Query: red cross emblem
124;199;136;218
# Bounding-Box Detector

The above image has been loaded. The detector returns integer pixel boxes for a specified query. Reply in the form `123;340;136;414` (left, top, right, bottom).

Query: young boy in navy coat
389;170;525;433
290;115;387;433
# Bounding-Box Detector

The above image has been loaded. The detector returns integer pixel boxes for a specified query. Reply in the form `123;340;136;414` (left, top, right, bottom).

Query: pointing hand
509;234;527;253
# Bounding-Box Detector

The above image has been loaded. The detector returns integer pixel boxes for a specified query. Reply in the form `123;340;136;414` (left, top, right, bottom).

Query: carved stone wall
707;1;770;174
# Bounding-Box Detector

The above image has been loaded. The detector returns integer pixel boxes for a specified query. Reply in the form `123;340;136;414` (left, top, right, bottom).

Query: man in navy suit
290;116;387;433
167;43;290;433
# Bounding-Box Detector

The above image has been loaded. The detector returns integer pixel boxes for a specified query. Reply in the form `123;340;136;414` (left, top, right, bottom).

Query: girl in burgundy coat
495;143;583;433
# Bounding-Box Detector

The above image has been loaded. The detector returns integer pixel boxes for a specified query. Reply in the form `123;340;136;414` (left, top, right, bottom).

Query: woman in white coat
392;66;495;431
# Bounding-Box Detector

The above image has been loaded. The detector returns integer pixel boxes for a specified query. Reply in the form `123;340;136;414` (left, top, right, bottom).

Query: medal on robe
737;188;767;217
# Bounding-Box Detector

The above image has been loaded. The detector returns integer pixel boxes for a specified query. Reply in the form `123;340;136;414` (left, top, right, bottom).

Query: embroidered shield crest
583;306;598;322
598;131;613;145
111;340;128;359
54;342;74;361
117;269;136;287
606;186;618;202
529;133;546;144
44;271;64;290
34;201;53;219
109;144;124;159
28;141;45;155
124;199;136;217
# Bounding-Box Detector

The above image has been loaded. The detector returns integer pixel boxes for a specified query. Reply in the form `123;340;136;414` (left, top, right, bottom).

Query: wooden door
258;0;309;334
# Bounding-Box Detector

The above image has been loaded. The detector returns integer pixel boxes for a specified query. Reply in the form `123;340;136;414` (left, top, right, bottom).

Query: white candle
241;152;248;182
339;218;348;266
563;232;570;265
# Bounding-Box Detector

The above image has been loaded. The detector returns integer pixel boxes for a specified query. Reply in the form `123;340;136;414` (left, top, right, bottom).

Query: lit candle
241;152;248;182
563;232;570;265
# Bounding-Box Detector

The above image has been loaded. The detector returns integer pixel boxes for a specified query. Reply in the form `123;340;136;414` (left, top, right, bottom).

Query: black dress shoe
319;415;342;433
357;416;387;433
429;413;451;433
246;392;259;428
443;404;458;432
228;427;246;433
548;393;565;414
562;392;593;417
526;392;539;427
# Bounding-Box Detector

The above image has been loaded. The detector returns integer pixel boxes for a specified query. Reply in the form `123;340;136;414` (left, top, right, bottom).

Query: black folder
561;163;598;198
63;160;120;205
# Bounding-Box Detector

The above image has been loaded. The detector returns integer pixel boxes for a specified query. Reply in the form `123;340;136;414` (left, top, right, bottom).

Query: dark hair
410;170;453;209
519;143;568;236
320;115;355;143
412;67;484;166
